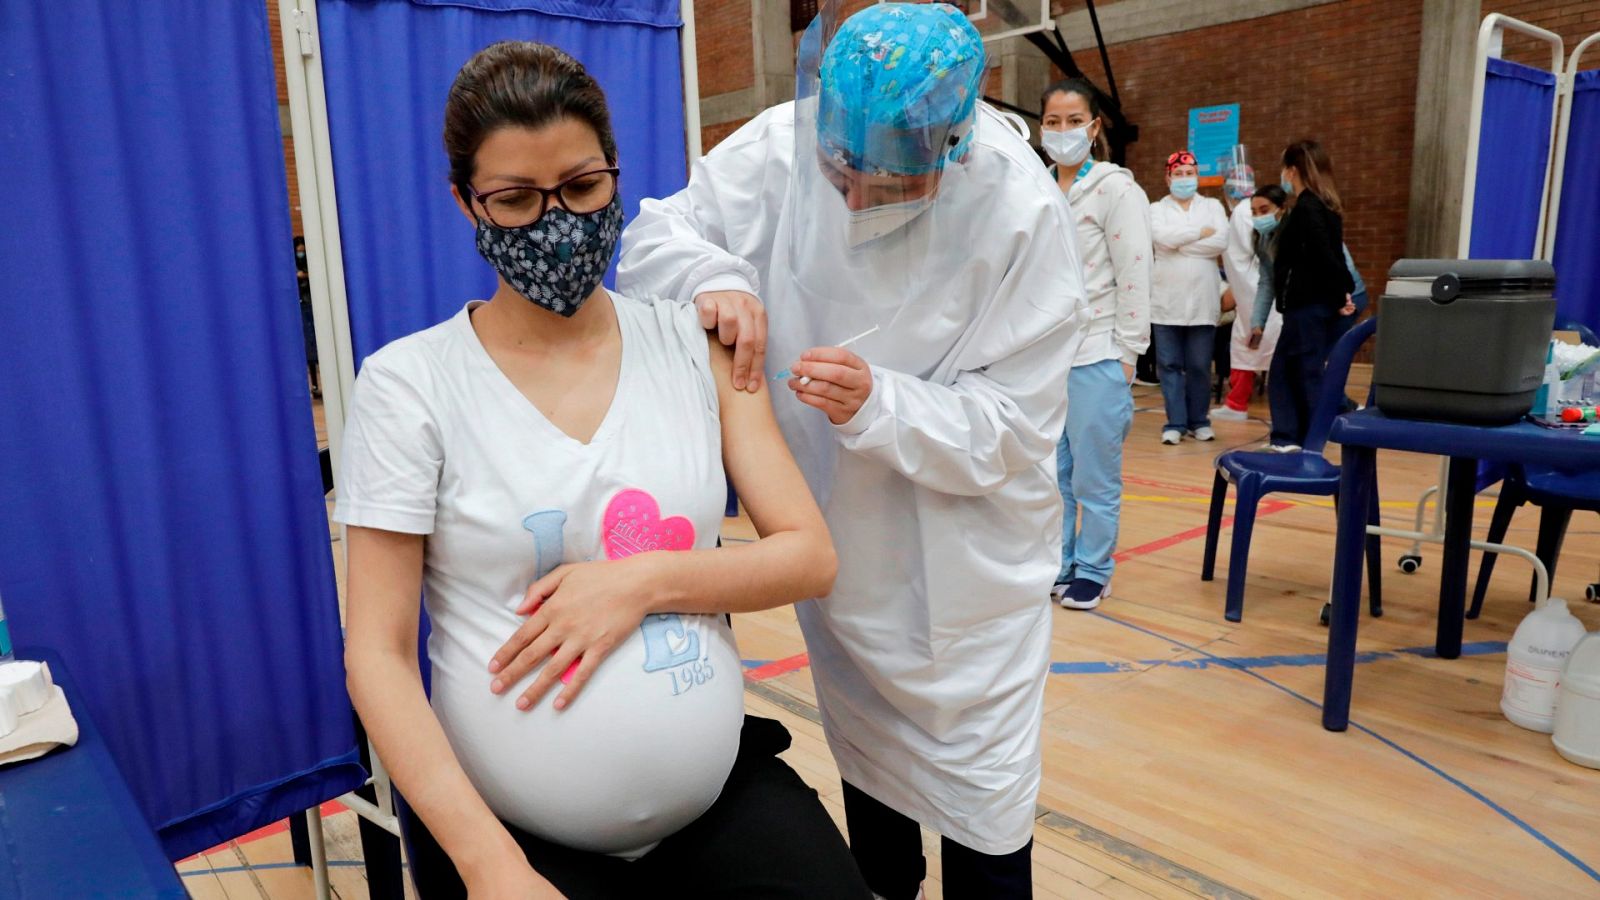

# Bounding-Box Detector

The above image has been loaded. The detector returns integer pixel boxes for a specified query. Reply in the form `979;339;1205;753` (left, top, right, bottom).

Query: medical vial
0;591;12;662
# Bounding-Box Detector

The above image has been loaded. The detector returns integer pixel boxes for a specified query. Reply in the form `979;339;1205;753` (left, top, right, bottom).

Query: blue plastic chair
1202;316;1384;623
1469;463;1600;614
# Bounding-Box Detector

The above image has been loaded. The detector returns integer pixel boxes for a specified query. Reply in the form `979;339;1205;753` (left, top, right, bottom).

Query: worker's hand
489;558;655;713
1221;288;1237;314
1199;226;1217;239
1248;327;1264;350
789;347;873;426
694;291;767;393
1122;362;1136;384
1340;293;1357;316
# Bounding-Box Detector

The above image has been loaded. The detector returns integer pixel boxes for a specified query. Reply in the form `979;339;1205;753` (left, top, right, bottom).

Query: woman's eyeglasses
468;167;620;228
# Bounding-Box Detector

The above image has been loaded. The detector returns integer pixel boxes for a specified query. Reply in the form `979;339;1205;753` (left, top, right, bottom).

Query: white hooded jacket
1061;160;1151;367
618;101;1086;855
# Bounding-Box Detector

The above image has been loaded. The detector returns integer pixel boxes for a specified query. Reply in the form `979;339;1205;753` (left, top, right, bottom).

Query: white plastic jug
1502;597;1589;732
1554;631;1600;768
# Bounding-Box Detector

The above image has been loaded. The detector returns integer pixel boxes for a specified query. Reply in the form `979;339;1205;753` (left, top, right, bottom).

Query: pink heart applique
602;489;696;560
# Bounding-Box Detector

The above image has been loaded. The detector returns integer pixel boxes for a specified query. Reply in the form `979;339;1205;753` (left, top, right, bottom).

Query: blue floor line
739;641;1509;676
182;860;369;876
1093;611;1600;885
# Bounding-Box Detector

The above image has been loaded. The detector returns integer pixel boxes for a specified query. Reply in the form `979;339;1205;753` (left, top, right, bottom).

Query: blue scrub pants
1152;324;1216;432
1057;358;1134;586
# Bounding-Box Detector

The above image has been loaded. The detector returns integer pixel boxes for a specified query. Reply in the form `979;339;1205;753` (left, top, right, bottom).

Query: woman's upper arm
344;525;426;661
707;336;826;540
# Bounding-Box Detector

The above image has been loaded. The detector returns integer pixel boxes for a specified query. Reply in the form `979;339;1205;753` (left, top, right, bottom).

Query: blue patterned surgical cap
817;3;987;176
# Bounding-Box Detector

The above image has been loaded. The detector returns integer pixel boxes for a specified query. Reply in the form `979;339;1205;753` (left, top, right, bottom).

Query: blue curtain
316;0;688;363
1553;69;1600;331
1470;58;1558;259
0;1;363;859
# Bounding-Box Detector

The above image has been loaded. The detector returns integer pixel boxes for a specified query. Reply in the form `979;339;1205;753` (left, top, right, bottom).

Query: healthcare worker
1213;175;1280;421
1038;77;1150;611
619;4;1086;897
1148;150;1229;445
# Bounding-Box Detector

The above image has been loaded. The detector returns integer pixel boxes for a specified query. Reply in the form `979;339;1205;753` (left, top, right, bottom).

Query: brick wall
266;2;301;235
696;1;757;97
696;0;930;152
1058;0;1424;302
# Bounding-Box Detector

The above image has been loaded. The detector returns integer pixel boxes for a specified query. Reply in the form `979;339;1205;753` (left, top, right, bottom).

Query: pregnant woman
336;42;868;899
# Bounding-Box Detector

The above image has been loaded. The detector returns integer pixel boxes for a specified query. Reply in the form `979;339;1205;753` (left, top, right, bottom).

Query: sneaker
1192;426;1216;441
1211;405;1248;422
1133;375;1160;387
1161;429;1182;445
1054;577;1108;610
1267;443;1302;454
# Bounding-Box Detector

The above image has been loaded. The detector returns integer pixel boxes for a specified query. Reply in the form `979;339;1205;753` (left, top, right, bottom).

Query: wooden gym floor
180;376;1600;898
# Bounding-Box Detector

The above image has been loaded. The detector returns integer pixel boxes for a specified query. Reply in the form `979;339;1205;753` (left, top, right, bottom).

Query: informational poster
1188;103;1241;183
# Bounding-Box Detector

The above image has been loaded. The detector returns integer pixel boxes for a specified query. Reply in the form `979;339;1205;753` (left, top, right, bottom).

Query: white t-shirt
333;295;745;859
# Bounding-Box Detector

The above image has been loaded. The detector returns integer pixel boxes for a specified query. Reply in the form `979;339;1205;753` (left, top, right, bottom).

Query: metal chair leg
1470;489;1519;618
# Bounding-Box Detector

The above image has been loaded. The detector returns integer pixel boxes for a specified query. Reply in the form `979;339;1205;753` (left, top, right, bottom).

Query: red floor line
1114;500;1294;563
745;653;810;682
1123;475;1220;497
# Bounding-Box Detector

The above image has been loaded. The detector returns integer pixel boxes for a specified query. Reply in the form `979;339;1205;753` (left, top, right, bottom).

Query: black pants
1267;305;1338;447
842;781;1033;900
402;717;870;899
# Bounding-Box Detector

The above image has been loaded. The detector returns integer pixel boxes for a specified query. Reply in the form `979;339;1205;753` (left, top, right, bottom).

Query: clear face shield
781;2;989;332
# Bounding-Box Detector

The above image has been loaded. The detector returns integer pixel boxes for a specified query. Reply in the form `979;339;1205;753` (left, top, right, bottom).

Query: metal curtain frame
1542;31;1600;253
1404;14;1566;609
275;1;706;897
1457;13;1564;260
278;4;376;899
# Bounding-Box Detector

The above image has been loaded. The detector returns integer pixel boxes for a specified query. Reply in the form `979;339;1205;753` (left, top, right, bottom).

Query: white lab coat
618;101;1085;854
1148;194;1229;326
1221;200;1281;371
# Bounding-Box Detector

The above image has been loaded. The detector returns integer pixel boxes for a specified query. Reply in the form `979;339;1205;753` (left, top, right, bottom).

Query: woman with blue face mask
1256;139;1355;451
335;41;869;899
1038;78;1151;611
1149;150;1230;445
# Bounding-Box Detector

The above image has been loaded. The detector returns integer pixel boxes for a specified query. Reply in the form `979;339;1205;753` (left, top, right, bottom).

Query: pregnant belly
430;614;744;858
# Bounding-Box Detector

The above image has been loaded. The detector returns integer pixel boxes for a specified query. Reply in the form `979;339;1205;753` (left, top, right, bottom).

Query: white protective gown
1221;200;1281;371
618;101;1086;854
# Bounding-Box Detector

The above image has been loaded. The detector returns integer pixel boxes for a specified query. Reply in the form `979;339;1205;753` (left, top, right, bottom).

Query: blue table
1323;410;1600;731
0;648;185;898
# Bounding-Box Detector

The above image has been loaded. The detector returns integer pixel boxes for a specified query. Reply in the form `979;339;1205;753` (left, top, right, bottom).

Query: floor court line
741;641;1509;680
745;677;1260;898
1094;611;1600;886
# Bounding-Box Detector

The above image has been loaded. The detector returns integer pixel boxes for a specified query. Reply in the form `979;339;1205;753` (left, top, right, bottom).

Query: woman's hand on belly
489;558;656;712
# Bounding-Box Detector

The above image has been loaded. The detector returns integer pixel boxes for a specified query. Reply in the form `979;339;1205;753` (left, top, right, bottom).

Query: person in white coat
617;4;1086;897
1213;179;1281;421
1038;77;1150;611
1148;150;1229;444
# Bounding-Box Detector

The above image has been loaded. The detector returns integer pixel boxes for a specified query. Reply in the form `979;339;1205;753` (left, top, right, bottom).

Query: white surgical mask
1170;176;1199;200
846;194;935;249
1041;125;1094;168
